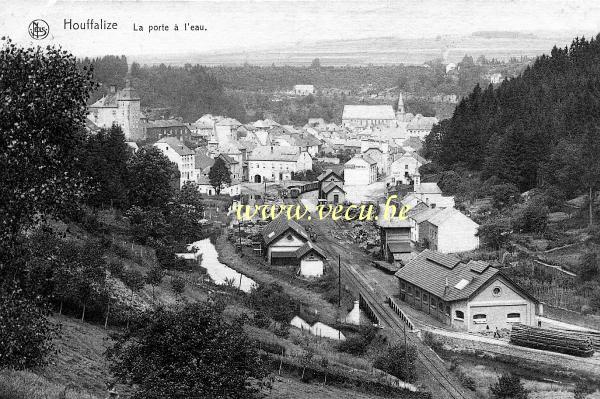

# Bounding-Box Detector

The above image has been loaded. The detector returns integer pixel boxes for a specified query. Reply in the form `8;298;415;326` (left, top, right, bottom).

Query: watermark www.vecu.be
235;195;411;222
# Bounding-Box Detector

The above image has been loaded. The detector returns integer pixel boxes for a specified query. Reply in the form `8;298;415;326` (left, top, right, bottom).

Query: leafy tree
171;277;186;296
311;58;321;68
79;125;130;208
126;206;169;245
477;219;512;250
248;283;298;323
208;157;231;194
490;373;528;399
122;269;146;305
372;344;418;383
0;289;56;369
167;182;206;243
107;302;269;399
127;147;179;208
71;243;108;321
489;183;520;209
146;265;165;301
512;201;548;234
0;38;94;245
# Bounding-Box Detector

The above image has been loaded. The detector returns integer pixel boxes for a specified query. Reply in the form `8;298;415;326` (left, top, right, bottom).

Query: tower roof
397;92;405;114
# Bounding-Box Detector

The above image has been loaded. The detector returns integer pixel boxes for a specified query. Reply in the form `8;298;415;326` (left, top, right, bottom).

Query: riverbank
214;233;341;325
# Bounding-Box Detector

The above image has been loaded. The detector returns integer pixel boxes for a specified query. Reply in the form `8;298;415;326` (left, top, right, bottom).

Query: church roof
342;105;396;121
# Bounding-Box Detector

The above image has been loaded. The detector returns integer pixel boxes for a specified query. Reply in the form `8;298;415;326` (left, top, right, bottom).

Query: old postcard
1;1;600;398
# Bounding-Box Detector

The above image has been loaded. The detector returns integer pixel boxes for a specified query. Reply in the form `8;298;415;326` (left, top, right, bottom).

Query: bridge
341;262;475;399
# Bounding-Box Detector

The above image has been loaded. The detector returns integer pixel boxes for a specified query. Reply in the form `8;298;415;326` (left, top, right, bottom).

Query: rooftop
262;217;309;246
342;105;396;121
155;137;194;156
395;250;504;302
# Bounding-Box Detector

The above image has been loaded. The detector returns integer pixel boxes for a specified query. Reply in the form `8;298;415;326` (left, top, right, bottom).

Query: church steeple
397;92;405;114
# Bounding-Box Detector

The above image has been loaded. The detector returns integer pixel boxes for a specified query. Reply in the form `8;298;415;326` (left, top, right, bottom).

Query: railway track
308;217;473;399
341;264;473;399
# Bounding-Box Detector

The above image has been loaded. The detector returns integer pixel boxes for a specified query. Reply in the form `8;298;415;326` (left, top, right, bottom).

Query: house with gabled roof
153;137;195;187
390;152;430;185
420;207;479;253
317;169;345;203
261;218;327;273
395;249;541;332
344;154;377;186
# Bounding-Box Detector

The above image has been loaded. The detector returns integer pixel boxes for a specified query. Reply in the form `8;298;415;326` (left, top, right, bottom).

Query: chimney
109;85;116;94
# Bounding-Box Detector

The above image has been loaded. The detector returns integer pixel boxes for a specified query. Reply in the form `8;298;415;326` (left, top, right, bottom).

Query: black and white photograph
2;1;600;398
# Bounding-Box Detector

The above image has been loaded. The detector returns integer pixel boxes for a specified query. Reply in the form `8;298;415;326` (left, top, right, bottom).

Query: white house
153;137;195;188
390;153;429;185
419;208;479;253
297;241;327;277
248;146;312;183
344;154;378;186
412;173;455;208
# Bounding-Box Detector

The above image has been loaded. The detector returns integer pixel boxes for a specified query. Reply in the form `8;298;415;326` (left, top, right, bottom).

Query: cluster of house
86;81;439;195
377;171;479;263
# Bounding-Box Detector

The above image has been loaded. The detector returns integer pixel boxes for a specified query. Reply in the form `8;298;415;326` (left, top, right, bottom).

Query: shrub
336;326;377;356
490;373;528;399
0;290;56;369
372;344;418;383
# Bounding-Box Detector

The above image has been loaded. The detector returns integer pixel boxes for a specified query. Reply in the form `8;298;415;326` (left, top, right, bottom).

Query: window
422;293;428;303
286;234;293;241
400;282;406;290
473;314;487;324
407;285;413;294
492;286;502;297
507;313;521;322
454;310;464;321
445;305;450;315
431;299;437;309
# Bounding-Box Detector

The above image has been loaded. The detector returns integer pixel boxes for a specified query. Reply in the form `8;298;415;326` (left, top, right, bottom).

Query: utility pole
338;254;341;308
238;219;243;257
338;254;341;340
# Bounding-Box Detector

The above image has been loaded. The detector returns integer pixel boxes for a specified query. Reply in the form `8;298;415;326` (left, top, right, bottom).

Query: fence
388;296;417;331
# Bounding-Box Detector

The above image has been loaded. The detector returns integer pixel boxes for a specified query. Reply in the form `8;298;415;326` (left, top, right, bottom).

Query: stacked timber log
510;323;594;357
558;329;600;351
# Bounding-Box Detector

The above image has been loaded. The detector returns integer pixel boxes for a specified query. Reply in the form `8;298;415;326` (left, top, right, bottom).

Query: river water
187;239;257;293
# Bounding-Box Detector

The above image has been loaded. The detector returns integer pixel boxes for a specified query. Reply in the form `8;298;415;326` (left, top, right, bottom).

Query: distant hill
132;33;578;67
472;31;538;39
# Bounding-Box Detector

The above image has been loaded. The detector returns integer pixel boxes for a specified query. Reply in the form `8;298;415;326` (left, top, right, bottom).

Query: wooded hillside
424;35;600;197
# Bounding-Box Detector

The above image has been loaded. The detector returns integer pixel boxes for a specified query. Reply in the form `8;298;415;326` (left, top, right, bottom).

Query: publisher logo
28;19;49;40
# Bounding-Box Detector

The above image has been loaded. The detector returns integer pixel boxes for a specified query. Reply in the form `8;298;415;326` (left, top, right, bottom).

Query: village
6;6;600;396
84;79;600;397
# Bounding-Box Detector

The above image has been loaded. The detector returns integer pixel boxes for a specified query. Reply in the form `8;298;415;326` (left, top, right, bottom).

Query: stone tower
117;79;142;141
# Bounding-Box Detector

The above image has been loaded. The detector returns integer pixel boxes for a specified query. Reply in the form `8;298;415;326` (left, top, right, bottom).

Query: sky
1;0;600;58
